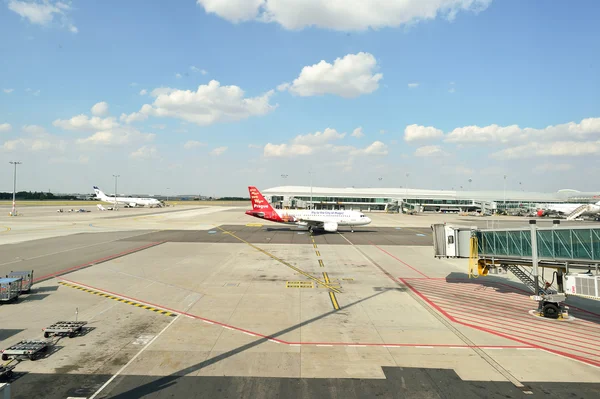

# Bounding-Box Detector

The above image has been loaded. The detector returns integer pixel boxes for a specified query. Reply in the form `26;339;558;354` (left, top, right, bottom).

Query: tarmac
1;205;600;398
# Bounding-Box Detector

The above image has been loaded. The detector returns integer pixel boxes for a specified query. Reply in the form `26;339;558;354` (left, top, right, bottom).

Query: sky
1;0;599;197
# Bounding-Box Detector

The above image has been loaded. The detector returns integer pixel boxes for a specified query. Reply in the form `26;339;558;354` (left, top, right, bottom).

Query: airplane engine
323;222;338;232
537;209;545;217
129;202;137;208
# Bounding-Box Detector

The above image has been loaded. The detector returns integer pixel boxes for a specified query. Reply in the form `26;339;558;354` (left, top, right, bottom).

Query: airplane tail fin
93;186;109;200
248;186;275;212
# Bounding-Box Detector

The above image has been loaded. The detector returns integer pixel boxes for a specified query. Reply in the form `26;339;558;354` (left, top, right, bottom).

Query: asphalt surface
120;226;433;246
5;369;600;399
0;231;156;282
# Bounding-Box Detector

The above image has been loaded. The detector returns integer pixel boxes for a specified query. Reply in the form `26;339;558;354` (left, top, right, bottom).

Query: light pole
113;174;120;210
309;169;313;210
9;161;22;216
503;175;507;211
166;187;170;203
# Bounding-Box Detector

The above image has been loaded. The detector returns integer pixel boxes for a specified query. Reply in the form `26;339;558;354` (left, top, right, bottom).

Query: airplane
245;186;372;233
93;186;163;208
536;200;600;219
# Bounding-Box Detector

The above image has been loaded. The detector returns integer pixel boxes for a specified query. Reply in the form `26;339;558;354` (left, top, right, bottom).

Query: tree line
0;191;79;200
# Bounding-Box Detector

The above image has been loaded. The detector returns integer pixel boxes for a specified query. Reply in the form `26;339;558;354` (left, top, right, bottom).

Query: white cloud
196;0;492;31
54;114;118;131
190;66;208;75
119;104;153;124
248;144;262;149
175;73;182;79
3;89;14;94
130;82;138;87
77;126;155;147
2;132;67;153
292;128;345;146
445;117;600;144
32;89;40;96
134;80;276;126
332;140;388;156
183;140;206;149
8;0;77;33
91;101;109;117
533;163;574;173
379;129;386;135
283;52;382;98
263;143;314;157
414;145;447;157
404;124;444;142
491;141;600;160
151;124;166;130
49;155;89;164
0;123;11;132
130;145;159;160
211;146;228;156
139;89;148;96
449;87;456;93
276;82;290;92
351;127;364;138
408;83;419;88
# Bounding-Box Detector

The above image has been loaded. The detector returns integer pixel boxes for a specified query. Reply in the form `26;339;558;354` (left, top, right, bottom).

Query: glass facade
477;228;600;261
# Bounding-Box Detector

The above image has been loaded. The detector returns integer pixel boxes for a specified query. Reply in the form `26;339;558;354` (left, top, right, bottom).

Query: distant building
262;186;598;213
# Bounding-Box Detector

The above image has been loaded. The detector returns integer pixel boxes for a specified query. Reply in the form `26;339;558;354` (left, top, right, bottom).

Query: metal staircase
506;265;546;294
566;204;590;220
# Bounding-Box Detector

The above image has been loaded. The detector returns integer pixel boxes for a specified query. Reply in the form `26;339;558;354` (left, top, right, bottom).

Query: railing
476;226;600;263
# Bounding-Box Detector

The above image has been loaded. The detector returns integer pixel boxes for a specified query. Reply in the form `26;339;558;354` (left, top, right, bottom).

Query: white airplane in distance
537;200;600;220
93;186;163;208
245;186;372;233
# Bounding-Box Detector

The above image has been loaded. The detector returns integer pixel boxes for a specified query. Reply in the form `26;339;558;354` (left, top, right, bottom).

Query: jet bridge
469;220;600;318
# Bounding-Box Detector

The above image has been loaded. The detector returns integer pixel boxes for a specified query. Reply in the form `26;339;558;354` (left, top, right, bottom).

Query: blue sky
1;0;599;196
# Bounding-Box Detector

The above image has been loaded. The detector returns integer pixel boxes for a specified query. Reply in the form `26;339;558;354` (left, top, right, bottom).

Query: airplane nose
366;217;372;224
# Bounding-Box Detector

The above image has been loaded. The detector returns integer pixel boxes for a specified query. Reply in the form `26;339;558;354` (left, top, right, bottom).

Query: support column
529;219;539;293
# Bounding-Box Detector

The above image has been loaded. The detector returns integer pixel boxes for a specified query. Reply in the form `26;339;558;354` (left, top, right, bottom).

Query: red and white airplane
245;186;371;233
536;200;600;219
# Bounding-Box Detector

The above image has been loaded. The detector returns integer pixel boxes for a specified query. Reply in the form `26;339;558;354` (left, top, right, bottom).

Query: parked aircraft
245;186;371;232
537;201;600;220
93;186;163;208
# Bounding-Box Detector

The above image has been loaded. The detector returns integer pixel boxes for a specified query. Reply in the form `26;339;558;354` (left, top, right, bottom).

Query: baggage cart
0;278;22;303
1;340;48;361
6;271;33;293
0;363;15;380
42;321;87;338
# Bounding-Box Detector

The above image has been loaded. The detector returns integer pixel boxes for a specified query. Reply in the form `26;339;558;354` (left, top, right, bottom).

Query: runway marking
323;273;340;310
315;250;321;257
318;259;324;268
313;243;318;248
246;223;263;227
0;225;11;233
89;314;180;399
58;281;177;317
286;281;314;288
59;278;535;351
32;240;166;283
215;225;341;293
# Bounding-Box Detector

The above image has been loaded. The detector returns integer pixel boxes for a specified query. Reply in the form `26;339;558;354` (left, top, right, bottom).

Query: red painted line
33;241;167;283
428;293;600;338
408;277;600;319
400;278;600;368
411;282;532;307
57;278;533;350
369;242;429;278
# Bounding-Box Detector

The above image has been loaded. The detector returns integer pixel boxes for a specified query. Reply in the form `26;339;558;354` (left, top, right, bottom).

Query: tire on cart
542;302;560;319
69;331;75;338
43;332;51;338
1;354;8;361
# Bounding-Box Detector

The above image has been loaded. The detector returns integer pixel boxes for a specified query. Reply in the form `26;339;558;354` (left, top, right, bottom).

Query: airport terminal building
262;186;598;213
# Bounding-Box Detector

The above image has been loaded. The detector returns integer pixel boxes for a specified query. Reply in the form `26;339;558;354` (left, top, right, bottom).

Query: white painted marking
223;326;234;330
349;345;366;347
89;315;180;399
132;334;154;346
415;346;434;349
450;347;468;349
289;344;301;347
483;347;503;350
401;376;407;389
243;332;256;337
316;344;332;347
185;315;195;319
268;339;280;344
523;391;533;395
203;320;214;324
383;345;397;348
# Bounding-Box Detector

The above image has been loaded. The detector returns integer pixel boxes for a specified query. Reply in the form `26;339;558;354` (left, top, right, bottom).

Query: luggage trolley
0;278;22;303
42;321;87;338
6;271;33;293
0;363;16;380
1;340;48;361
